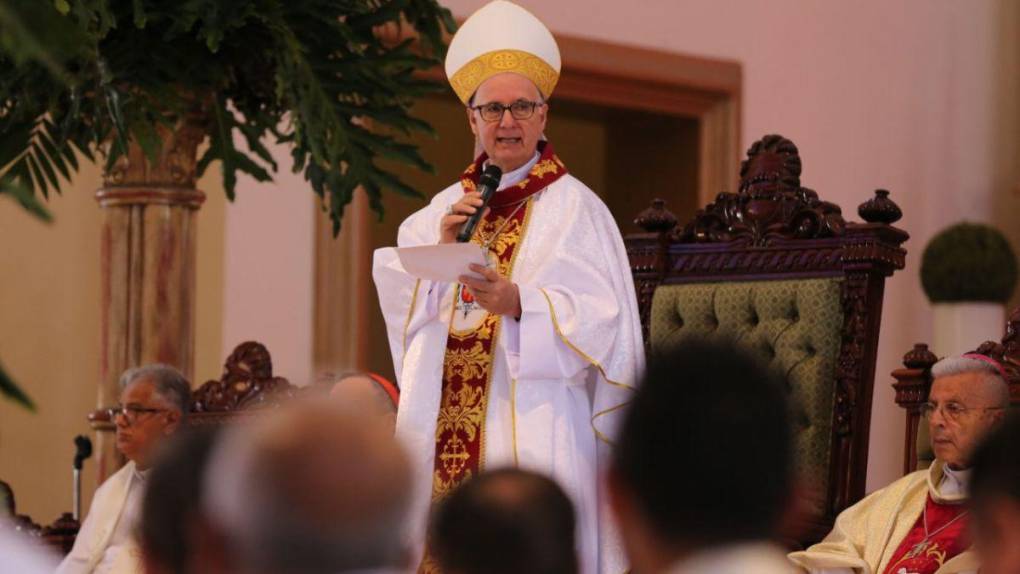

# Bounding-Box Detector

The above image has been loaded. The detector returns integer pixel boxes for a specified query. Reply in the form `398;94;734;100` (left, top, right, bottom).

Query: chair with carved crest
891;307;1020;473
624;134;909;546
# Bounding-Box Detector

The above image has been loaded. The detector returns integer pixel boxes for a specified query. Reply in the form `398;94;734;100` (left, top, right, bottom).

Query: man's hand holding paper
458;263;521;319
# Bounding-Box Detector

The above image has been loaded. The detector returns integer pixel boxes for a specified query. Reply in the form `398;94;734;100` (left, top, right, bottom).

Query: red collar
459;141;568;208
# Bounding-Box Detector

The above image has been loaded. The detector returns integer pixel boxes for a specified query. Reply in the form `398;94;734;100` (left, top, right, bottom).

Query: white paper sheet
395;243;489;283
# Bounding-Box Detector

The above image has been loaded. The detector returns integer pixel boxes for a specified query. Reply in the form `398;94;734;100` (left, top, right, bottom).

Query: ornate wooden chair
892;307;1020;473
624;134;909;546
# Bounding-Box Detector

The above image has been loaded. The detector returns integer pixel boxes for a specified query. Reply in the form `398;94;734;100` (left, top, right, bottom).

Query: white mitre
444;0;561;104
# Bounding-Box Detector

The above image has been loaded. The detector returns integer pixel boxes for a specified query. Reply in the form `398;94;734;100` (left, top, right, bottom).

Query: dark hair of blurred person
969;411;1020;574
203;402;412;574
428;467;578;574
138;427;221;574
609;338;794;573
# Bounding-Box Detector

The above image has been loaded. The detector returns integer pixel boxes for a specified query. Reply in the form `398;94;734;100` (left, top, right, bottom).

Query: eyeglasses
470;99;544;122
921;401;1004;423
109;405;166;424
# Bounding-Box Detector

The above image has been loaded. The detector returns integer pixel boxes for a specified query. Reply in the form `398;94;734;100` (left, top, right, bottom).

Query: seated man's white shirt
937;465;969;498
92;468;145;572
792;462;978;574
56;462;144;574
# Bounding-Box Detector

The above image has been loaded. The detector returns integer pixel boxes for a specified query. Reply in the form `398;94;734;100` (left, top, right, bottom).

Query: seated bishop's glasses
921;401;1004;423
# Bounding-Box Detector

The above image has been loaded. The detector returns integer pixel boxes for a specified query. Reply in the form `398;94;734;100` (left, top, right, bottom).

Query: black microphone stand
72;435;92;521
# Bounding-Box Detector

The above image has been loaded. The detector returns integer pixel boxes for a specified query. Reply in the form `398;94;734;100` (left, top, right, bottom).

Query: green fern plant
0;0;455;409
0;0;456;234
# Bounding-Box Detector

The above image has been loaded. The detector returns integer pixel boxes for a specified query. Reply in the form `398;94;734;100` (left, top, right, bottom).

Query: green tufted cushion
650;278;845;516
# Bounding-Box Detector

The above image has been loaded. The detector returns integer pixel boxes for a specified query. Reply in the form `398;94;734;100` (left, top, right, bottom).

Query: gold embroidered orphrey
416;201;533;574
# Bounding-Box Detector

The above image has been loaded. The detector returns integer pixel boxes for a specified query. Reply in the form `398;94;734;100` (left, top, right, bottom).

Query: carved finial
634;199;678;233
858;189;902;224
903;343;938;369
739;134;801;194
222;341;274;383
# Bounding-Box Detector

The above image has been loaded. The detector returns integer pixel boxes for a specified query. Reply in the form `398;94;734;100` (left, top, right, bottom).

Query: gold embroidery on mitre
449;49;559;103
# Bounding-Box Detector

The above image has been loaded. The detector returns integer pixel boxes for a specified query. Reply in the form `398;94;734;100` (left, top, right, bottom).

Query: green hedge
921;223;1018;303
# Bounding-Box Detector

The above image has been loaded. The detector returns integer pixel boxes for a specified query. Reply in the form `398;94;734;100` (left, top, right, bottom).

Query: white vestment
57;462;143;574
373;171;643;574
788;461;979;574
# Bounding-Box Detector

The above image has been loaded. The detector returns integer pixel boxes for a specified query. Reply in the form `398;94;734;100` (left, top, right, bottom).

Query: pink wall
221;1;1016;491
222;139;315;387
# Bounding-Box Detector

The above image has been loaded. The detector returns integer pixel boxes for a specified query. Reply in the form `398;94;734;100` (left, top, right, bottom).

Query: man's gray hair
119;364;191;417
931;356;1010;405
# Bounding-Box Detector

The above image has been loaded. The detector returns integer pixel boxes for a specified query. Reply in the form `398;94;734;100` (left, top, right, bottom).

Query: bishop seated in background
788;354;1011;574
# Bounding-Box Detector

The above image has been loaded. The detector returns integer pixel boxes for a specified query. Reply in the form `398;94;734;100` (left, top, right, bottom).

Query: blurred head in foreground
203;401;412;574
139;427;221;574
969;411;1020;574
429;467;578;574
609;338;793;573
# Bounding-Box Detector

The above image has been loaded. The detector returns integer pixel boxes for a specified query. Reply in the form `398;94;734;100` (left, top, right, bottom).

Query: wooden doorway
313;34;742;381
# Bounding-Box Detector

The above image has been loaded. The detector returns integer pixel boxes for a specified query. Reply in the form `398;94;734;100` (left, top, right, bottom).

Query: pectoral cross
456;284;477;319
905;540;930;559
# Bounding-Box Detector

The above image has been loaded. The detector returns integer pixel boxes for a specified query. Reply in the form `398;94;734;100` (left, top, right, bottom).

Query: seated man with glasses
789;354;1010;574
58;364;189;574
373;2;642;572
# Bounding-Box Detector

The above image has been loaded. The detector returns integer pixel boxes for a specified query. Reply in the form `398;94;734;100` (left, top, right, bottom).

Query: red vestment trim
459;140;568;207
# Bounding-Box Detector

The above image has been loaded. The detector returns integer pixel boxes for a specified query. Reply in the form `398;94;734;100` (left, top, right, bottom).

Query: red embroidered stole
883;495;970;574
418;143;567;574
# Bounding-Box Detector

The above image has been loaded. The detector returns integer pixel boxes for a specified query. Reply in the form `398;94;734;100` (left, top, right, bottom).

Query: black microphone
456;165;502;243
73;435;92;470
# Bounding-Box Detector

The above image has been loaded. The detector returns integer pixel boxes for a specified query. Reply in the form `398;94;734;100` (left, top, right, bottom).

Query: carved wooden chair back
624;134;909;545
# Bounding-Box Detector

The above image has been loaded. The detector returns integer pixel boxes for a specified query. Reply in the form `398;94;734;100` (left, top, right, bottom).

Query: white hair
119;364;190;418
931;356;1010;405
